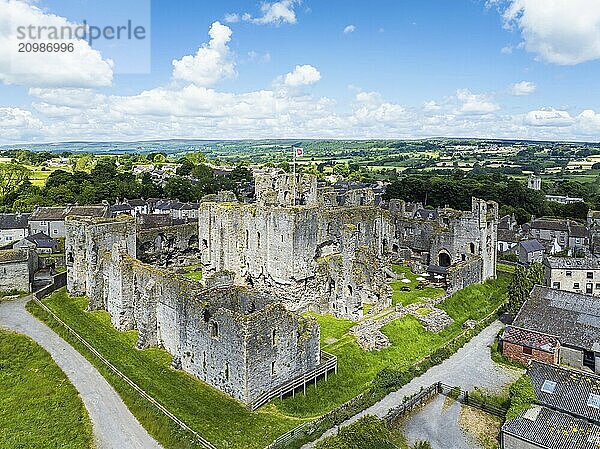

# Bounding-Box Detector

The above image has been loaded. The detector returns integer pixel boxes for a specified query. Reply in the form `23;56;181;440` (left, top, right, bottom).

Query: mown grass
271;274;509;418
390;265;445;306
0;329;94;449
28;291;303;449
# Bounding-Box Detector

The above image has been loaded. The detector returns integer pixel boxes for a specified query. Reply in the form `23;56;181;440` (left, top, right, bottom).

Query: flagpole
292;145;296;206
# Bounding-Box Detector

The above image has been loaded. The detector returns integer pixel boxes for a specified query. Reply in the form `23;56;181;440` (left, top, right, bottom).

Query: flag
293;146;304;157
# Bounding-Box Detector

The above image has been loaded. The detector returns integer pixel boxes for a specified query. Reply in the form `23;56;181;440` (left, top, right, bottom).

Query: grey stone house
544;256;600;296
527;217;589;253
29;205;109;238
516;239;544;265
0;213;30;245
13;232;59;254
501;361;600;449
510;285;600;374
0;249;38;293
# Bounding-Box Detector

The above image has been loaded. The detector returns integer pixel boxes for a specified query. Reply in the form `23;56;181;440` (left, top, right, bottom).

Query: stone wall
0;249;37;293
136;222;199;266
390;198;498;287
198;201;393;320
66;216;321;405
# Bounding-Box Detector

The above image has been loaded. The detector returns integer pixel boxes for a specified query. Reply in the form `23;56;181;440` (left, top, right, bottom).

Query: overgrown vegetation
0;329;94;449
505;375;536;421
314;415;399;449
506;263;544;315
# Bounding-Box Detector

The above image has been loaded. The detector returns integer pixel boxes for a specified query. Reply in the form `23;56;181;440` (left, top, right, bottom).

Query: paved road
304;321;522;447
0;296;163;449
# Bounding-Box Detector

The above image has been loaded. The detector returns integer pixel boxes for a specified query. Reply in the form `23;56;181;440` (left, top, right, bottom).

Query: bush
506;375;536;421
315;415;398;449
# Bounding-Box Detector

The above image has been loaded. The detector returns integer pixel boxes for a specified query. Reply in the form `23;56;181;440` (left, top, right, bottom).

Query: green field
0;329;94;449
390;265;445;306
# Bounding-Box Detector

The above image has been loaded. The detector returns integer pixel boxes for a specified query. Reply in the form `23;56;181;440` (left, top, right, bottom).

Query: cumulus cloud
240;0;300;26
282;64;321;87
455;89;499;114
223;13;240;23
343;25;356;34
172;21;235;86
0;0;113;87
524;108;574;127
500;0;600;65
510;81;536;96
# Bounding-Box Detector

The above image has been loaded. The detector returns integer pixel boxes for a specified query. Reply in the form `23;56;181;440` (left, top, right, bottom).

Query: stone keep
198;174;393;320
65;216;320;406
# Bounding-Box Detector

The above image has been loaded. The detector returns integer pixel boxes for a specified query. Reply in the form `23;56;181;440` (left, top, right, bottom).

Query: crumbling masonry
65;215;322;406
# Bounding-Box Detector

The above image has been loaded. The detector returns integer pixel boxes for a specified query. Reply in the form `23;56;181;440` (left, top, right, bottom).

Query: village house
501;286;600;374
501;361;600;449
0;249;38;293
12;232;59;254
29;205;110;238
516;239;544;265
0;213;30;245
497;214;521;253
526;217;589;253
544;256;600;296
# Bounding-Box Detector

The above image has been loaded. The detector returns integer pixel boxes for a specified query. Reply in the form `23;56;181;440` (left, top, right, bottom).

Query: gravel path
403;395;480;449
304;320;522;447
0;296;163;449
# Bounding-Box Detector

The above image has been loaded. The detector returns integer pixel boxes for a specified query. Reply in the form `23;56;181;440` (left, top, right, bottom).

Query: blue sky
1;0;600;143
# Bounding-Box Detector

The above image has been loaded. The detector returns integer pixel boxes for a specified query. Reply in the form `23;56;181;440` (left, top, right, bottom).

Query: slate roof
520;239;544;253
25;232;57;249
529;361;600;425
502;406;600;449
498;229;520;243
110;204;132;213
125;199;146;207
530;218;570;232
512;286;600;351
30;205;108;221
0;213;30;230
501;326;559;353
570;223;590;239
545;256;600;270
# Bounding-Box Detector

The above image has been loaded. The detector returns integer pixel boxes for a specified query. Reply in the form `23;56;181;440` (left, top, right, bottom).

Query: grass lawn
25;164;72;187
270;274;509;418
0;329;94;449
182;265;203;281
390;265;445;306
28;290;303;449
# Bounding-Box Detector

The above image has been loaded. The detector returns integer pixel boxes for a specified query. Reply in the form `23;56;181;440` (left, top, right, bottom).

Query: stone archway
438;250;451;267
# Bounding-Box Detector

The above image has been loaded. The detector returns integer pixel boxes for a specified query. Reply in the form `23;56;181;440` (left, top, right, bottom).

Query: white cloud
242;0;300;25
455;89;499;114
501;0;600;65
283;64;321;87
0;0;113;87
524;108;574;127
343;25;356;34
423;100;442;111
501;45;513;54
0;107;43;139
224;13;240;23
510;81;536;96
172;21;235;86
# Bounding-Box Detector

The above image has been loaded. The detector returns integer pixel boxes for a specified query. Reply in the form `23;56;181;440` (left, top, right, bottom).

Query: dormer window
588;393;600;409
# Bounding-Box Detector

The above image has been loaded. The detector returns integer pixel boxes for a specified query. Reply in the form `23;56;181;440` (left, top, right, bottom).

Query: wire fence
33;276;217;449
